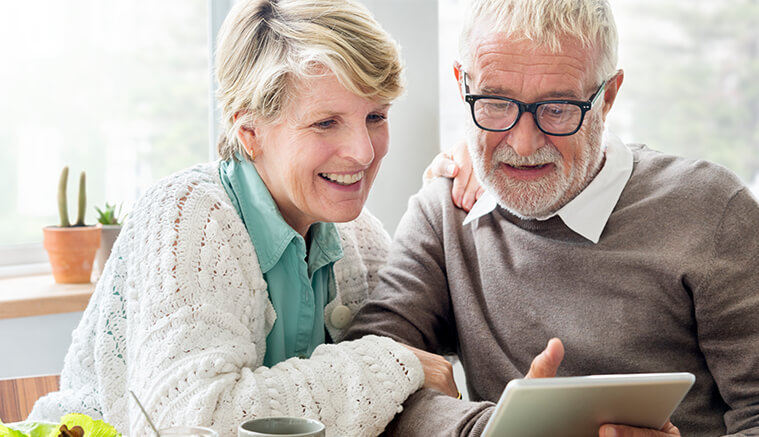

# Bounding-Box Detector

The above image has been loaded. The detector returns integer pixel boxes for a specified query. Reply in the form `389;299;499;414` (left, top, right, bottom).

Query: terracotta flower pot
92;224;122;282
42;226;101;284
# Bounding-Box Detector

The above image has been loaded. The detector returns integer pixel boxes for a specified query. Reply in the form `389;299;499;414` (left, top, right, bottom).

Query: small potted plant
92;202;126;281
42;166;101;283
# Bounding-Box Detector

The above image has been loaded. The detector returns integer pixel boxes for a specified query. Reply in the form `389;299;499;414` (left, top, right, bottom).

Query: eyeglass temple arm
590;81;607;105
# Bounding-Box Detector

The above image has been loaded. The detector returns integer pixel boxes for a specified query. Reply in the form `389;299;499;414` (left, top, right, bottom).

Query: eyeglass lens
472;99;583;134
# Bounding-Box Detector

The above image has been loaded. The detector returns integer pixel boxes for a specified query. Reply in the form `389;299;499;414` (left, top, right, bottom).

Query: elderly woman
29;1;468;436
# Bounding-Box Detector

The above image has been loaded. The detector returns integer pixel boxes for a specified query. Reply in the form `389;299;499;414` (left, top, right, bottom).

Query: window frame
0;1;231;276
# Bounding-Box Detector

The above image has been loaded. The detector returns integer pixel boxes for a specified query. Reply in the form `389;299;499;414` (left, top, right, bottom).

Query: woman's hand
423;139;484;212
402;344;459;397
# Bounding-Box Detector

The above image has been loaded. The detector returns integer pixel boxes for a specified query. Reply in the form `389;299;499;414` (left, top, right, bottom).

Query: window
0;1;213;270
439;0;759;195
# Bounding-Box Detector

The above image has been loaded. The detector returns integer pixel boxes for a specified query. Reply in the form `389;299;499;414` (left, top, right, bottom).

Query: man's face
463;34;609;219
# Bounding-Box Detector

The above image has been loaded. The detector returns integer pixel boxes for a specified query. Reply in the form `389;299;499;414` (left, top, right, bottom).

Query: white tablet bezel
481;372;695;437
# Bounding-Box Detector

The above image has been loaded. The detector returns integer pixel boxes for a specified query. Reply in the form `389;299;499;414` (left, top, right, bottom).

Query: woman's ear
234;112;262;160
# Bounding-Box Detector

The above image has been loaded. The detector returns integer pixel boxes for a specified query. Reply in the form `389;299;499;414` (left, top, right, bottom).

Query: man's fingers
599;422;680;437
525;338;565;379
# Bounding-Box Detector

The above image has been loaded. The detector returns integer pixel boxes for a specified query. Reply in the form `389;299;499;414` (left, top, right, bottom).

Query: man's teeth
320;171;365;185
510;163;548;170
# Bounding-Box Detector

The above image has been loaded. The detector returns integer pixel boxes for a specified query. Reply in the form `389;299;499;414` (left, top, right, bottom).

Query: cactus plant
45;166;100;283
76;171;86;226
57;166;87;227
57;166;70;227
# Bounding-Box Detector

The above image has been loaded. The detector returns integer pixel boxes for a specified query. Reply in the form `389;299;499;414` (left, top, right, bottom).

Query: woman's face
240;73;390;236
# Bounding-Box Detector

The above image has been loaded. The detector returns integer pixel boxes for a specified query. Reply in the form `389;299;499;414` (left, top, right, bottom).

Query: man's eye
542;104;566;116
314;120;336;129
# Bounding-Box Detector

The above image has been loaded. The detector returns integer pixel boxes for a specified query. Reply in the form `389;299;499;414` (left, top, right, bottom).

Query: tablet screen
481;372;695;437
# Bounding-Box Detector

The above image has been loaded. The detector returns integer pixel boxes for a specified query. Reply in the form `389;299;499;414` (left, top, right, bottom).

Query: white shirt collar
462;130;633;244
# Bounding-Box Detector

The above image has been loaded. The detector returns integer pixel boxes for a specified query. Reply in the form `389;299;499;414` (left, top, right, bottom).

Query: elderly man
346;0;759;436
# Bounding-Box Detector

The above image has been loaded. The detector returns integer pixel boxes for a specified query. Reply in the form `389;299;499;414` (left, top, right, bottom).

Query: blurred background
1;0;758;271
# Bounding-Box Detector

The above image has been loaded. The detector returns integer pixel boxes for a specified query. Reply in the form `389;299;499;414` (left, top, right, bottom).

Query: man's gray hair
459;0;618;83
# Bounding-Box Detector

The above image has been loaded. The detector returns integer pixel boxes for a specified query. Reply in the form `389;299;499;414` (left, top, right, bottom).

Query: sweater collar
463;130;633;244
219;155;343;273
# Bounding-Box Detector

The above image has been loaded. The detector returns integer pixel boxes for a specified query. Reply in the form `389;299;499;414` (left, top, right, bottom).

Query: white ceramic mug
159;426;218;437
238;417;325;437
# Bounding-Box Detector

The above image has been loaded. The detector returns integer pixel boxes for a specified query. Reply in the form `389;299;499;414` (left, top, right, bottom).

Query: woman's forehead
282;74;389;122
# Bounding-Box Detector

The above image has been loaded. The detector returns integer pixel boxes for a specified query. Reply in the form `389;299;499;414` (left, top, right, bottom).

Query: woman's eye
313;120;336;129
367;113;387;123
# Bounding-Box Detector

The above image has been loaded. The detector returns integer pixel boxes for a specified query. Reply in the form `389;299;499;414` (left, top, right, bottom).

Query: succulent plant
94;202;125;225
57;166;87;227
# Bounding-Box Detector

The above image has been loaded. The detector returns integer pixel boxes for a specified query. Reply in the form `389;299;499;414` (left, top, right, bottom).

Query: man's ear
453;61;466;102
234;112;262;160
601;69;624;121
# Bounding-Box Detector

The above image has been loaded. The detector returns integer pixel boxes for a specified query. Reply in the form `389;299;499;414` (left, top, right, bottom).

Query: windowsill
0;274;94;320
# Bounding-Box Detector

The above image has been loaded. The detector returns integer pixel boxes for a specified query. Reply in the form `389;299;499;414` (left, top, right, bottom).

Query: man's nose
342;126;375;166
507;112;544;156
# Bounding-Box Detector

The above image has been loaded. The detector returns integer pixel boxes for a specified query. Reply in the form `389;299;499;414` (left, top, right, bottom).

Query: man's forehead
469;32;598;98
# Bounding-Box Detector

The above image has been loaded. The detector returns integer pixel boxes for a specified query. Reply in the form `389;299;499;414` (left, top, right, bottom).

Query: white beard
468;112;606;219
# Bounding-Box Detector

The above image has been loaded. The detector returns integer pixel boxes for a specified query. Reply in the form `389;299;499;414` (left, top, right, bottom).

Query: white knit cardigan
30;162;424;437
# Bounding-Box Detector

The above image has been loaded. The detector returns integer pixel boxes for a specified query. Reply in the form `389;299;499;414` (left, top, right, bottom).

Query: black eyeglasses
463;72;606;136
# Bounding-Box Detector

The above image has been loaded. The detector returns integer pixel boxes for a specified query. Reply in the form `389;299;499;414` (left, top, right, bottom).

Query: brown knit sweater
347;144;759;436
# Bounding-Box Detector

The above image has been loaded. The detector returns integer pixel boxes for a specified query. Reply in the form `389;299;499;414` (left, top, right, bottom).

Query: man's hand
422;139;484;212
402;344;459;397
599;421;681;437
524;340;681;437
525;338;565;379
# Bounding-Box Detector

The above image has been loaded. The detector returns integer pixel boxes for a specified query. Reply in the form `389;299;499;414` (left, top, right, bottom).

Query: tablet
481;372;695;437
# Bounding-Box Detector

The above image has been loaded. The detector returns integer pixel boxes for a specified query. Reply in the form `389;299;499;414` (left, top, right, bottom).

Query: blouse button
330;305;352;329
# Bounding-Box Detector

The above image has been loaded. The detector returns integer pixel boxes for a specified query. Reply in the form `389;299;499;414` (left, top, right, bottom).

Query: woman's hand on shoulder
423;139;484;212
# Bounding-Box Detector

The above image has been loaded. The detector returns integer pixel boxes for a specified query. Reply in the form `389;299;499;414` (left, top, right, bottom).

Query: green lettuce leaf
59;414;121;437
0;421;58;437
0;414;121;437
0;422;26;437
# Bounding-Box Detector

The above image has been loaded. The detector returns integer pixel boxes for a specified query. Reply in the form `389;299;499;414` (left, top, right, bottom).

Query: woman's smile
319;170;366;186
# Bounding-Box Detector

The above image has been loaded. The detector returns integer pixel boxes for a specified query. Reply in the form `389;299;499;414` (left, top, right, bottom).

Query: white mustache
493;145;562;166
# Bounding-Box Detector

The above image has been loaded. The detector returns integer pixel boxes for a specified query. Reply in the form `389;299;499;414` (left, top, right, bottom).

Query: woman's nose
342;127;375;166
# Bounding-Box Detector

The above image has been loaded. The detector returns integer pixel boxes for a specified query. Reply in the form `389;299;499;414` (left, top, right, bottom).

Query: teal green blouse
219;156;344;367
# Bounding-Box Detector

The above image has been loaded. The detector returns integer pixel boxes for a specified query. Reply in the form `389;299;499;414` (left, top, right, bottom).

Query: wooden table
0;374;60;423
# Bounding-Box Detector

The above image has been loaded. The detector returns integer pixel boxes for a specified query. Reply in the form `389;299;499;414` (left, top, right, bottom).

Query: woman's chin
327;206;364;223
308;178;373;223
314;199;366;224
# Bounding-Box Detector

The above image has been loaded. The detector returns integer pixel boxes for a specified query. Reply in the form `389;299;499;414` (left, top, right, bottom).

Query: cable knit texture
29;162;424;437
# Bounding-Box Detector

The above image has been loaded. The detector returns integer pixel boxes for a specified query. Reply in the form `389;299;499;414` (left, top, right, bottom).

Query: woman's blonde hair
215;0;403;160
460;0;618;83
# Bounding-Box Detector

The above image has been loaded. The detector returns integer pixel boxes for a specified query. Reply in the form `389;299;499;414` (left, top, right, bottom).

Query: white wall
0;312;82;378
362;0;440;235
